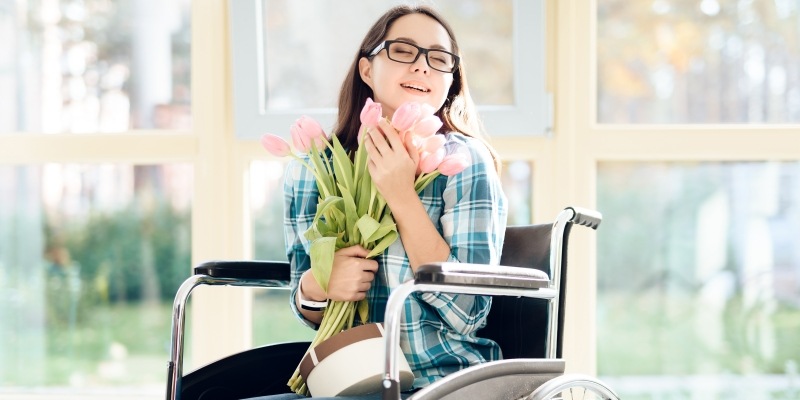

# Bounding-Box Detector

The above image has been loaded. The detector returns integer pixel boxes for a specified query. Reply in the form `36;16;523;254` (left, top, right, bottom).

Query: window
597;161;800;398
0;0;192;133
229;0;548;137
0;0;194;398
594;0;800;398
0;164;193;395
597;0;800;124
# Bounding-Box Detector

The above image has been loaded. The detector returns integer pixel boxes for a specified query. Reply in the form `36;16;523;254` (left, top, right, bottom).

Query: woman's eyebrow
393;36;449;51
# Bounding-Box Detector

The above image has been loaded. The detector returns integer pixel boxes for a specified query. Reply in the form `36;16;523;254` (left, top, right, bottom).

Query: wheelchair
166;207;620;400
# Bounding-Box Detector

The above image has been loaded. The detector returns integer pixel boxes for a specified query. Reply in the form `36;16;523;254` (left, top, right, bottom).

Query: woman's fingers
366;125;391;156
377;118;405;151
327;246;379;301
336;245;370;259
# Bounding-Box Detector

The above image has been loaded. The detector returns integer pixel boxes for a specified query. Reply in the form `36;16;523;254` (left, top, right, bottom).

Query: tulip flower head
291;115;328;153
413;115;443;138
437;153;471;176
360;98;382;130
260;134;292;157
391;102;421;132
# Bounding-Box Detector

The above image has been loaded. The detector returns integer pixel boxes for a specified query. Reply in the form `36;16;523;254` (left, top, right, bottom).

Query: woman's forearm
386;190;450;272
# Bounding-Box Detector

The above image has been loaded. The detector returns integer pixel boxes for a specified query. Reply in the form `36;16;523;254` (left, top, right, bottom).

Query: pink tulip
437;154;470;176
419;103;436;117
260;134;292;157
291;116;327;153
412;115;442;138
419;148;446;174
391;102;421;132
360;98;382;130
421;135;446;153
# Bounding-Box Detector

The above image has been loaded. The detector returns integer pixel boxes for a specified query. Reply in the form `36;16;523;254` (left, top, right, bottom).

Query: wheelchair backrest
477;222;572;359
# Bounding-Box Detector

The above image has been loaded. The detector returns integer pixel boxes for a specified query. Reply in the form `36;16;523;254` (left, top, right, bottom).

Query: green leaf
330;135;355;194
366;230;398;258
308;149;335;197
366;212;396;244
353;142;369;191
324;205;346;234
357;299;369;324
303;225;321;242
309;236;337;292
338;183;359;243
314;196;343;221
355;214;380;243
353;144;372;214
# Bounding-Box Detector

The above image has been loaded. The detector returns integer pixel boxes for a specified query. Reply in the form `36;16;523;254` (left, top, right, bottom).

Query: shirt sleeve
284;158;320;329
417;137;508;335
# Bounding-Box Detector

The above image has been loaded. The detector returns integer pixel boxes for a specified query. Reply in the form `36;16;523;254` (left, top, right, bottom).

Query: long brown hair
334;5;501;172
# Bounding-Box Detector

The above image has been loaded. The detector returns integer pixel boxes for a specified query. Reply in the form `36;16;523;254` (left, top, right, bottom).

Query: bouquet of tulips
260;98;470;395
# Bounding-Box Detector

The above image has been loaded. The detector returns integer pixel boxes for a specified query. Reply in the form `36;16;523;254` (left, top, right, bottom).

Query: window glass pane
597;161;800;398
249;157;530;344
502;160;532;225
262;0;513;110
0;0;192;134
0;164;193;397
597;0;800;124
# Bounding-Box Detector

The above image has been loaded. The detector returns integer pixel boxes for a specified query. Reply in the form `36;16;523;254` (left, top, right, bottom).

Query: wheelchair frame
166;207;619;400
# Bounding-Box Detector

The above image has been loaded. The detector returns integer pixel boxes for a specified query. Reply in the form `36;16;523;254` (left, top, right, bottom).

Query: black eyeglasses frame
368;40;460;74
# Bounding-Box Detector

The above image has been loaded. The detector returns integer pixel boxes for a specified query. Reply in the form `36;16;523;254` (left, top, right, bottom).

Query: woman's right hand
302;245;378;302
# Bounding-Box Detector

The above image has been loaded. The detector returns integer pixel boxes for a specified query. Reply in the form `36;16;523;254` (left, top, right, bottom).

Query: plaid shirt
283;133;508;388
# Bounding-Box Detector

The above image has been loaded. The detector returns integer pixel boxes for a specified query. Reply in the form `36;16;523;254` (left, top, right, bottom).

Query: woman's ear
358;57;374;89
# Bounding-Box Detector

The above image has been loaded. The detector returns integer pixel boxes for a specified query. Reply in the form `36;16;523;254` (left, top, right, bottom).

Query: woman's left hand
363;118;419;204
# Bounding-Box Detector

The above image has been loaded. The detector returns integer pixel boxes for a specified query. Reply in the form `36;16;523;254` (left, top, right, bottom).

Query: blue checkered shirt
283;133;508;388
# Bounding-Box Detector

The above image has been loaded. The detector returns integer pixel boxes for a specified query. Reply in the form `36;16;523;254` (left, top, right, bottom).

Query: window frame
227;0;550;139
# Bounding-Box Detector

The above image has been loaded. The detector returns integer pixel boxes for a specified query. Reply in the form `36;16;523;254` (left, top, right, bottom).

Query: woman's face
359;13;455;118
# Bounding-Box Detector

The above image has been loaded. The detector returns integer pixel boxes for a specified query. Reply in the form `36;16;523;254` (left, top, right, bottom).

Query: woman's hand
325;245;379;302
363;118;419;206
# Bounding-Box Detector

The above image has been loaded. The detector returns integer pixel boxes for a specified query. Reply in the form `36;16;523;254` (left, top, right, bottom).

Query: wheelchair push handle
566;207;602;230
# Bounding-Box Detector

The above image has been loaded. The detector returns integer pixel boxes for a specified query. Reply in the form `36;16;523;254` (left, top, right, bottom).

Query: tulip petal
260;134;292;157
412;115;443;138
437;154;471;176
360;98;382;129
391;102;421;132
422;135;446;153
419;147;446;174
419;103;436;117
292;115;328;153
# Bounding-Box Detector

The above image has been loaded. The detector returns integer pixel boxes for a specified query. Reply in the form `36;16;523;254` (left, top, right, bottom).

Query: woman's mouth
401;83;430;93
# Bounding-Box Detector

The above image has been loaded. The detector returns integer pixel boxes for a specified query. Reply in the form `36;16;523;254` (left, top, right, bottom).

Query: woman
274;5;507;399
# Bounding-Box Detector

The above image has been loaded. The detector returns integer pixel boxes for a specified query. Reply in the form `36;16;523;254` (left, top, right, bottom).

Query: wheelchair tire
526;373;620;400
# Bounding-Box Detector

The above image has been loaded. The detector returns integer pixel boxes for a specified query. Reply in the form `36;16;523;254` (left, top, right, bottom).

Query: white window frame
227;0;550;139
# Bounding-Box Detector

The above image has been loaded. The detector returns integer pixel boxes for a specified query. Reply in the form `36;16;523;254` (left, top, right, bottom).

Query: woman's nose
410;55;429;74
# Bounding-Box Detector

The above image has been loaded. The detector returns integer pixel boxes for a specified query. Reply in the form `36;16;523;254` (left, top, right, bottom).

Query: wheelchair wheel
526;374;619;400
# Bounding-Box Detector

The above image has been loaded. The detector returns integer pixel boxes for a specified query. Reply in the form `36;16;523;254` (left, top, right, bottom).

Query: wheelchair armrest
568;207;602;230
415;262;550;290
194;260;290;282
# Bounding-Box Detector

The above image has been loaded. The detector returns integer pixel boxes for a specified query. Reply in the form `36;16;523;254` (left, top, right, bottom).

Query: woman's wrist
299;270;327;302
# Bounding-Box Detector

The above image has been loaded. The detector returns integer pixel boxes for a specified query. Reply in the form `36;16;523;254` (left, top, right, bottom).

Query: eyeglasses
369;40;460;73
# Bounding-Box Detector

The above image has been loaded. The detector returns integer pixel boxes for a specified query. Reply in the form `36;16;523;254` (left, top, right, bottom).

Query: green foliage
59;202;191;304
